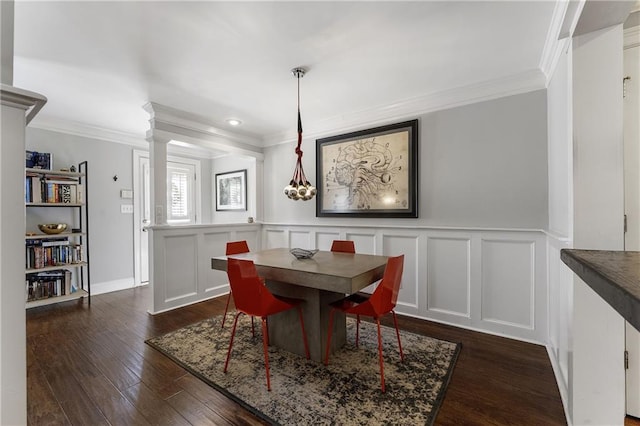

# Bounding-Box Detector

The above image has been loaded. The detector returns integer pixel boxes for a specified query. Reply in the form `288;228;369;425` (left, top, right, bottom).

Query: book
76;184;84;203
41;238;69;247
60;184;72;203
27;176;43;203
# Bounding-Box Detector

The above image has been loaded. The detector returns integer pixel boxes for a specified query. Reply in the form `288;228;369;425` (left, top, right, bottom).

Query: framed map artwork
316;119;418;218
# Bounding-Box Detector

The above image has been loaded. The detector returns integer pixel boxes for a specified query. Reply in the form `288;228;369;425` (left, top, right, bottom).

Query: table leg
266;280;346;362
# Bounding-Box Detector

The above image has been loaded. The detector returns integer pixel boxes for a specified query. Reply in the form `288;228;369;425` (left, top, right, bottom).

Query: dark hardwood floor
26;286;567;425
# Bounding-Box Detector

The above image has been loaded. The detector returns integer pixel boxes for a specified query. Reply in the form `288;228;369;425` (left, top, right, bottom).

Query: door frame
133;149;202;287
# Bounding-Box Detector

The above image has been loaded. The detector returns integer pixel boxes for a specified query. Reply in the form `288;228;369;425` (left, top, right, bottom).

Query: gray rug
146;315;460;425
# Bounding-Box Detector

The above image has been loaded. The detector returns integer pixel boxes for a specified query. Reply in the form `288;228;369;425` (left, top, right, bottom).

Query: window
167;163;196;224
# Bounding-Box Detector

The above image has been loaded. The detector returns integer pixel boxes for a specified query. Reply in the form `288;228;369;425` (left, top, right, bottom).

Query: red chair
331;240;355;253
221;240;251;328
324;255;405;393
223;258;310;391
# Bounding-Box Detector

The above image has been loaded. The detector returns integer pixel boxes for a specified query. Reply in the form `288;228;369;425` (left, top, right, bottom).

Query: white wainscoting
546;233;573;421
148;222;548;344
148;223;261;313
262;224;549;344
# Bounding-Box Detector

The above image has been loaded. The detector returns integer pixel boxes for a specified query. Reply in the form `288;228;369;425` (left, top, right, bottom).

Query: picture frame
26;150;52;170
215;169;247;211
316;119;418;218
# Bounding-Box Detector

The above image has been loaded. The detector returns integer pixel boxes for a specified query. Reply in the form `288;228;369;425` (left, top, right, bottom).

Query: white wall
211;155;257;224
264;90;549;230
1;86;46;426
546;39;574;423
572;24;626;426
1;96;27;426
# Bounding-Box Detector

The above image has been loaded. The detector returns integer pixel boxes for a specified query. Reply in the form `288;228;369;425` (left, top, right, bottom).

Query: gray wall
26;129;215;287
264;89;549;229
27;128;136;286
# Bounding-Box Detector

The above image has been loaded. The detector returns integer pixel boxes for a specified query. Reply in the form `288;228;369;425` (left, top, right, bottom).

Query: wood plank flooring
26;286;567;425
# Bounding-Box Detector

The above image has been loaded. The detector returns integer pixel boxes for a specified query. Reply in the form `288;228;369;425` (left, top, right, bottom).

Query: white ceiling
13;1;560;147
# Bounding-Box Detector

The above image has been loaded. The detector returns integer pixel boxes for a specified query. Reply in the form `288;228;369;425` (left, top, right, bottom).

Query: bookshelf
25;161;90;308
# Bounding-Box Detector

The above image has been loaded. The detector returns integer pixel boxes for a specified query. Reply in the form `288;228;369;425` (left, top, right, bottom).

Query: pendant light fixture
284;67;316;201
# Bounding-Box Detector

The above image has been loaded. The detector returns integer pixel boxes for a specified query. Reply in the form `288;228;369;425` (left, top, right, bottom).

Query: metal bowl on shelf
38;223;68;234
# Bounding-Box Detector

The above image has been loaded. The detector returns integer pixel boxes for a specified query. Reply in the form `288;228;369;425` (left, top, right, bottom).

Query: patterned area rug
146;316;460;425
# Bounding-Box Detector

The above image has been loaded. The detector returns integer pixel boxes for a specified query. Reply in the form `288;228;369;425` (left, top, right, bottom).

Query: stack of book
25;175;84;204
26;238;83;269
26;270;73;301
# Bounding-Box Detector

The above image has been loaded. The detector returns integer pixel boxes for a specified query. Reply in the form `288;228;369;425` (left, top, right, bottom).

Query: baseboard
91;277;135;296
546;344;572;426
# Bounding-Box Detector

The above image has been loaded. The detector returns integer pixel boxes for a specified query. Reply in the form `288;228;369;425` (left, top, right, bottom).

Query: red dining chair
331;240;355;253
324;254;405;393
224;258;310;391
221;240;251;328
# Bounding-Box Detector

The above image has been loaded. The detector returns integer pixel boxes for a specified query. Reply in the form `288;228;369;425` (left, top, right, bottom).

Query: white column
572;24;626;425
0;85;47;426
148;135;169;225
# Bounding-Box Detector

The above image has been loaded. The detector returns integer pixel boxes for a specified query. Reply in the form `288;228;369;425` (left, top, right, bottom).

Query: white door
624;41;640;417
133;151;201;286
134;154;151;285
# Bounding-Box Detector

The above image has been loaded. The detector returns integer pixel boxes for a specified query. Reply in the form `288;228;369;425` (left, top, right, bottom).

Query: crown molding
29;117;149;148
540;0;572;86
625;25;640;49
0;84;47;124
263;69;546;147
143;102;262;148
25;67;548;152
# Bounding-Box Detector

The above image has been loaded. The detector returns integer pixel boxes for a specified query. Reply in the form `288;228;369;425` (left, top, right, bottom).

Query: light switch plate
120;204;134;214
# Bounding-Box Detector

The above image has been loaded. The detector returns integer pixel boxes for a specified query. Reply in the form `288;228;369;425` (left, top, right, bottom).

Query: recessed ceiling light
226;118;242;126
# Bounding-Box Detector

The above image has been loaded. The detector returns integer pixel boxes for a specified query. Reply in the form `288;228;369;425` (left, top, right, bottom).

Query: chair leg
376;319;385;393
224;312;242;373
324;308;336;365
355;315;361;348
261;318;272;391
221;291;232;328
296;307;310;359
391;311;404;361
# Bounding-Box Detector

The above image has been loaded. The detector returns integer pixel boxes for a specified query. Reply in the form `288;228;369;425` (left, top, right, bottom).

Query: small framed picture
26;151;52;170
215;169;247;211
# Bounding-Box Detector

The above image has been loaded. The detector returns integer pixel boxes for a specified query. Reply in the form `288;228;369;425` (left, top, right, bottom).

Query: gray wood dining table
211;247;388;362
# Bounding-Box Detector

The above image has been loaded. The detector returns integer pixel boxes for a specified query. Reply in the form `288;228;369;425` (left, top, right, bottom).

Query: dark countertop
561;249;640;332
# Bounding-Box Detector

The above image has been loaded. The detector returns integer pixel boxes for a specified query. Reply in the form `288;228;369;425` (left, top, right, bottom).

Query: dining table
211;247;389;362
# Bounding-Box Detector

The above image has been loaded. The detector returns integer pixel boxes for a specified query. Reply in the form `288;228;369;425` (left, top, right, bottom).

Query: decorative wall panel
316;231;340;250
382;233;419;310
481;239;535;329
149;223;548;344
426;236;471;317
265;229;286;249
164;234;198;301
347;232;377;255
289;230;311;249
